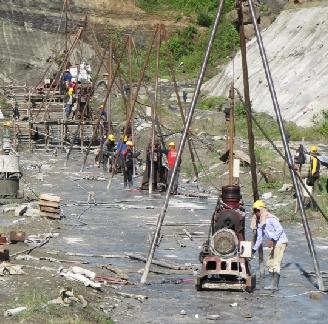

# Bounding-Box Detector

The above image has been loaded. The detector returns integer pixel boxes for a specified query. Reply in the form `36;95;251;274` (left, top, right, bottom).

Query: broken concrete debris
48;287;88;308
0;262;25;275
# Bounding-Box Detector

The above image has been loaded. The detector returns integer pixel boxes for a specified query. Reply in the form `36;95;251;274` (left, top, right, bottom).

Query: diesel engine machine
196;185;256;291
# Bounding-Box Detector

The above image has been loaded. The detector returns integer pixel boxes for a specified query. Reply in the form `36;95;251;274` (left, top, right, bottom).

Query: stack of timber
39;194;61;219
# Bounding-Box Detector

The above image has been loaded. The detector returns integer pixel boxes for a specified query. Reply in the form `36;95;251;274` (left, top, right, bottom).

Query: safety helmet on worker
3;121;12;127
123;135;128;142
126;141;133;147
310;145;318;153
168;141;175;148
107;134;115;141
253;200;266;210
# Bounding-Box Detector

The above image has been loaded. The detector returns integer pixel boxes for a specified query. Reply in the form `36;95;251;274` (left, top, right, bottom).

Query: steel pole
247;0;324;291
140;0;225;284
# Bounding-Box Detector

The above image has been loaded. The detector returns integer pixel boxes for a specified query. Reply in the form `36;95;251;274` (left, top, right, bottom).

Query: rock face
203;6;328;127
0;0;171;84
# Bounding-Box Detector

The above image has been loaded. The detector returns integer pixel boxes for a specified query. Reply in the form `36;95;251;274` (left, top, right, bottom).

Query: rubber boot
124;182;127;189
128;181;133;189
264;272;280;290
273;272;280;291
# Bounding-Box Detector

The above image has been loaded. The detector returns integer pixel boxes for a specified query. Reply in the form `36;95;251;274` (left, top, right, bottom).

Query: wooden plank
39;199;59;208
39;194;60;202
40;211;60;219
40;206;60;213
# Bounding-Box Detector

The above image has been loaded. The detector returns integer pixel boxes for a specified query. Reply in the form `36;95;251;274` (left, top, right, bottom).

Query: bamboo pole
228;84;234;185
141;0;225;284
247;0;324;291
149;26;161;195
166;51;199;183
106;26;159;191
80;38;129;171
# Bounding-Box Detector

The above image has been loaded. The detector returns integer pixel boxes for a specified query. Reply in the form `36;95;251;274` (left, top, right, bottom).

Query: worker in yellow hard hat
3;121;12;127
103;134;116;172
307;145;320;190
107;134;115;141
122;140;140;189
251;200;288;291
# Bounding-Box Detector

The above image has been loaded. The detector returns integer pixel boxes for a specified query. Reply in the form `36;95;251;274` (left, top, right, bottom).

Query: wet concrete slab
20;152;328;323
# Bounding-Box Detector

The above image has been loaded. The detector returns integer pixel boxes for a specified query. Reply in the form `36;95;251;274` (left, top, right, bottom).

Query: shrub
197;10;213;27
198;96;227;111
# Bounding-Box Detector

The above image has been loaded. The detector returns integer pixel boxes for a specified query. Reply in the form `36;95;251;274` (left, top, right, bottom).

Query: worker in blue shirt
252;200;288;291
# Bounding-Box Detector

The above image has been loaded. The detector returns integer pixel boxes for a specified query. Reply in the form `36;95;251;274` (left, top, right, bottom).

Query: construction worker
122;141;140;188
166;141;179;194
307;145;320;189
251;200;288;291
103;134;116;172
115;135;128;172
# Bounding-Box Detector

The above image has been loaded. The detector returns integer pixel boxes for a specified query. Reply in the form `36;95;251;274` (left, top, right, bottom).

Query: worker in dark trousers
307;145;320;191
166;141;179;194
122;141;140;189
146;140;162;191
103;134;116;172
251;200;288;291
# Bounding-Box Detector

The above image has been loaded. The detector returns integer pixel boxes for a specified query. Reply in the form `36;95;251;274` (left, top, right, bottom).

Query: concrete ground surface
0;150;327;323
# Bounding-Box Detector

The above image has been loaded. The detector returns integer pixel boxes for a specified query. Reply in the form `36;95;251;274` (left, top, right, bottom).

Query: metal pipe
247;0;324;291
140;0;226;284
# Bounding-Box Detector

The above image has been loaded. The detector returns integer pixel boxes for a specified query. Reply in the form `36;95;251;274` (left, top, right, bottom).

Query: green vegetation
2;289;113;324
0;95;11;118
198;95;227;111
234;101;326;141
135;0;239;78
318;110;328;136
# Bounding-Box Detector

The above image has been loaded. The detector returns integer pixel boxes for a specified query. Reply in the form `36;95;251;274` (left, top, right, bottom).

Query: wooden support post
28;121;32;152
237;0;262;287
108;42;113;133
80;123;84;153
166;52;199;183
149;25;161;195
228;84;235;185
45;123;49;147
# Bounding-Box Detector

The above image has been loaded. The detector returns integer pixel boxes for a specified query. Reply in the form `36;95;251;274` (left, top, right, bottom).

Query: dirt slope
203;5;328;126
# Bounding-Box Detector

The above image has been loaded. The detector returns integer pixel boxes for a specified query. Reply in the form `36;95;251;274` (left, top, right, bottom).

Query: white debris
70;266;96;280
58;267;101;289
261;192;273;200
4;306;27;317
230;302;238;307
0;262;25;275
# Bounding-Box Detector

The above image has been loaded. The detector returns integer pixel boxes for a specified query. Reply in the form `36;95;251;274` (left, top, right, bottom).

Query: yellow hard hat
253;200;266;210
123;135;128;142
3;121;12;127
107;134;115;141
310;145;318;153
168;141;175;147
126;141;133;146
